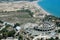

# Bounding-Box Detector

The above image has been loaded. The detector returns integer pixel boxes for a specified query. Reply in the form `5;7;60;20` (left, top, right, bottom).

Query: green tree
14;23;20;28
8;30;15;37
1;28;8;38
26;9;33;17
56;22;60;27
0;35;3;40
18;35;23;40
40;38;43;40
58;29;60;33
0;20;3;23
2;32;8;39
49;37;54;40
55;37;59;40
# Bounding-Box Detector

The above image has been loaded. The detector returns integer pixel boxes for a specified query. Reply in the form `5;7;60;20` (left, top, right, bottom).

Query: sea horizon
38;0;60;17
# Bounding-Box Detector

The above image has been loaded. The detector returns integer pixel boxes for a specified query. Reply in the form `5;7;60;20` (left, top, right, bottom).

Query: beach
32;1;50;15
38;0;60;17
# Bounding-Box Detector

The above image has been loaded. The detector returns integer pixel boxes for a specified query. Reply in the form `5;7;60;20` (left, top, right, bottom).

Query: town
0;11;60;40
0;1;60;40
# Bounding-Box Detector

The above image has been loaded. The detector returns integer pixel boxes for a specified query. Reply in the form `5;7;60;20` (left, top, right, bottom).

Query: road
0;26;5;31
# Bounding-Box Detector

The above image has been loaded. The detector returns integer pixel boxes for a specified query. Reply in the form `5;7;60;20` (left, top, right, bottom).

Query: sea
38;0;60;17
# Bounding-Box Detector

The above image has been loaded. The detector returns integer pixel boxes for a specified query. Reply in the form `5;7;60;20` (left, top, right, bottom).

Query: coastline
32;0;50;15
0;1;50;15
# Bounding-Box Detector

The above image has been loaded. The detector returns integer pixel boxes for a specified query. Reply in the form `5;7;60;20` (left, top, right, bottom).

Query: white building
15;26;21;31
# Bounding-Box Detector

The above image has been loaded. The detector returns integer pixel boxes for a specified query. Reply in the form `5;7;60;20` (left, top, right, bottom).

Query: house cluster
0;19;59;40
0;20;21;40
20;21;58;40
0;21;21;31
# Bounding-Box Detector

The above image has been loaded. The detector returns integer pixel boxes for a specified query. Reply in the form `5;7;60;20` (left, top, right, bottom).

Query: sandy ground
0;1;51;23
0;1;50;15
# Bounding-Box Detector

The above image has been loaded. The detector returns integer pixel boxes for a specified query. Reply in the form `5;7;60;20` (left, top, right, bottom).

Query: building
15;26;21;31
23;21;56;40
